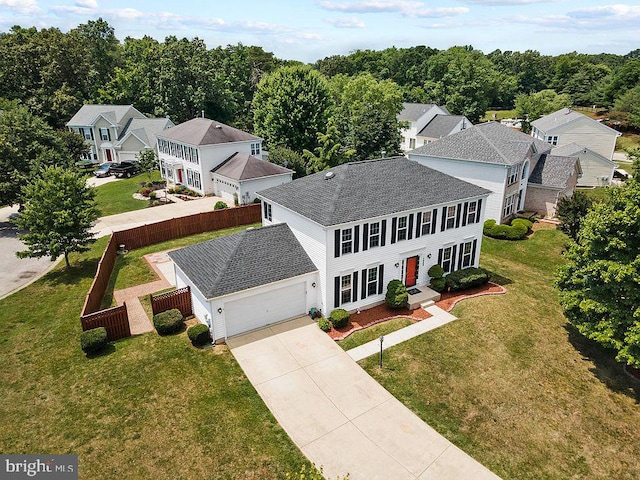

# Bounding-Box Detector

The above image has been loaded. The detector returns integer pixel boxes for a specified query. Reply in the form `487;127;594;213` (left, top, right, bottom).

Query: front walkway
228;317;500;480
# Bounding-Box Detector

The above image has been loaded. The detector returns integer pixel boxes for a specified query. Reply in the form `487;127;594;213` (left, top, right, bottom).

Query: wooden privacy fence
150;286;193;318
81;304;131;341
79;204;261;341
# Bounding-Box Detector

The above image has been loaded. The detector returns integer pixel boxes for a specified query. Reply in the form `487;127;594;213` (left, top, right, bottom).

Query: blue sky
1;0;638;62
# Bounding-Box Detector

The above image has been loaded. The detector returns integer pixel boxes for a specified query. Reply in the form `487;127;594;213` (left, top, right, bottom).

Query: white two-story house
409;122;581;223
157;117;292;203
399;103;470;152
66;104;172;163
168;157;490;342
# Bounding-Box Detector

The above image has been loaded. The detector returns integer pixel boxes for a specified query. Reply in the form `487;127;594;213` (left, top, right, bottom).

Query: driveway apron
227;316;500;480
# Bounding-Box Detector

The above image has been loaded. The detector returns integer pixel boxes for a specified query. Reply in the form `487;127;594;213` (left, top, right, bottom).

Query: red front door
177;169;183;184
405;256;419;287
106;149;112;162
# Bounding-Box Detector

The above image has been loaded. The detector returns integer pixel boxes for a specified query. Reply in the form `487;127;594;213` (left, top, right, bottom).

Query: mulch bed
325;282;507;341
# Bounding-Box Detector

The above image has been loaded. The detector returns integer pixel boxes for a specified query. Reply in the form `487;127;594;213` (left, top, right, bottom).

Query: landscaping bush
153;308;184;335
187;323;212;346
138;187;153;197
317;317;331;332
431;277;447;292
214;201;228;210
427;264;445;279
80;327;108;354
483;218;531;240
445;267;490;292
329;308;350;329
385;279;408;309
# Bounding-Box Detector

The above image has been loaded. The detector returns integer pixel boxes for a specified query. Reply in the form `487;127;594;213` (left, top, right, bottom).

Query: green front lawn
361;227;640;479
0;235;309;479
338;317;414;351
481;109;517;122
94;171;161;217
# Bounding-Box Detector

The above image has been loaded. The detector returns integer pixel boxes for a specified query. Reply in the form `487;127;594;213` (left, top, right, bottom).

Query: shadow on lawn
85;343;116;359
565;324;640;403
483;268;513;286
43;258;99;286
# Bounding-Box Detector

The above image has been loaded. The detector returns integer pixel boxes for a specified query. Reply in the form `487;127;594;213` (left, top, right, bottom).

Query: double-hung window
545;135;558;146
369;222;380;248
251;142;261;156
441;246;454;273
81;128;92;140
340;275;352;305
461;241;474;268
503;194;516;218
263;202;272;221
397;216;408;241
367;268;378;296
467;201;477;225
421;211;432;235
341;228;353;255
100;128;110;141
507;164;520;185
446;205;457;229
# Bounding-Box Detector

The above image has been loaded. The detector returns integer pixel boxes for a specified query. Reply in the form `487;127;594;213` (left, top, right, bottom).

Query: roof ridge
211;230;246;290
475;124;512;164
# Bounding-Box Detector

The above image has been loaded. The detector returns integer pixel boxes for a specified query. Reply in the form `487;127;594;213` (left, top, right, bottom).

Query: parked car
94;162;115;178
109;161;140;178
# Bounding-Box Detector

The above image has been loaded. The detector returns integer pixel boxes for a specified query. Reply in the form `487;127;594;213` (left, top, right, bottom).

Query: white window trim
441;246;454;274
421;211;432;235
467;201;477;225
397;216;408;241
446;205;457;230
369;222;380;248
503;193;516;218
341;228;353;255
340;274;352;305
366;267;378;297
462;241;473;268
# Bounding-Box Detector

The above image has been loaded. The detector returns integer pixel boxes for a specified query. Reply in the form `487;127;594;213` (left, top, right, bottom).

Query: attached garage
169;223;319;342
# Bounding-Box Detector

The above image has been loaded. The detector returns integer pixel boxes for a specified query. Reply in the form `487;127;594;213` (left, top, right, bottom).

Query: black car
109;161;140;178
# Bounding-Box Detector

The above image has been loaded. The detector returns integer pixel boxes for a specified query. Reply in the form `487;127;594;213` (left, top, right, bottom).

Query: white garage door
224;282;306;337
118;152;137;162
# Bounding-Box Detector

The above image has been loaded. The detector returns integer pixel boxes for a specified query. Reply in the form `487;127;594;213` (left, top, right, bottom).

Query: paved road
228;317;501;480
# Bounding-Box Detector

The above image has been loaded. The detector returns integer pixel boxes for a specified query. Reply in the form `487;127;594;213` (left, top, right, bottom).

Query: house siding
571;150;615;187
546;117;618;160
239;174;293;205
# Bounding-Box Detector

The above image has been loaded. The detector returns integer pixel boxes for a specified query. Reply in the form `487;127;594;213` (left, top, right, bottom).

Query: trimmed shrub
138;187;152;197
431;277;447;292
153;308;184;335
329;308;350;329
512;218;533;231
445;267;490;292
317;317;331;332
427;264;445;279
214;200;228;210
484;218;530;240
80;327;108;354
385;279;408;309
187;323;212;346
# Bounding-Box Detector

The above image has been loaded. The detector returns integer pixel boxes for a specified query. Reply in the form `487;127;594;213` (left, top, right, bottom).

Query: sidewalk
347;305;457;361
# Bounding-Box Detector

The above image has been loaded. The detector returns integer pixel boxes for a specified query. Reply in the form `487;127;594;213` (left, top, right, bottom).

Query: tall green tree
556;191;593;241
515;89;572;132
611;86;640;129
253;65;332;152
303;118;355;173
15;166;98;268
266;146;307;179
556;180;640;367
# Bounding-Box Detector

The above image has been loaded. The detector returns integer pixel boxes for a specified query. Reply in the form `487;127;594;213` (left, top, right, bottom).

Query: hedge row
445;267;490;291
153;308;184;335
483;218;533;240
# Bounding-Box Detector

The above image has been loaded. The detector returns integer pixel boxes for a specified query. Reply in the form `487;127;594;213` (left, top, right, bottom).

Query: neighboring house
157;117;292;203
170;156;490;342
399;103;470;152
551;143;616;187
527;154;582;217
66;104;173;163
408;122;581;223
531;108;621;162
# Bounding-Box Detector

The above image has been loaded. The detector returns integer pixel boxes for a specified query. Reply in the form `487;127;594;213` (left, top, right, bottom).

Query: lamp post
379;335;384;368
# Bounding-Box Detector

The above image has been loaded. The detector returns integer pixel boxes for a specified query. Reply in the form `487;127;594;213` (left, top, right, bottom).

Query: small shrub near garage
427;264;446;292
187;323;212;346
483;218;532;240
329;309;350;329
214;201;228;210
445;267;490;292
80;327;108;354
153;308;184;335
317;317;331;332
385;279;408;309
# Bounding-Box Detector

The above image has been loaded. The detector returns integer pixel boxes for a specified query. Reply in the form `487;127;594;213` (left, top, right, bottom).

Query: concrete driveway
227;317;500;480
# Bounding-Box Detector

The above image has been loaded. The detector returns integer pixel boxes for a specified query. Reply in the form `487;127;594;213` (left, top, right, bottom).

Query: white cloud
74;0;98;8
568;4;640;20
510;4;640;30
412;7;469;18
325;16;366;28
0;0;40;15
463;0;552;5
319;0;468;18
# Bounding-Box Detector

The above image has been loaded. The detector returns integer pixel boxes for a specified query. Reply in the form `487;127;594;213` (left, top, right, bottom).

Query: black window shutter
431;208;438;234
451;245;458;271
476;199;483;223
457;243;464;270
440;207;446;231
415;212;422;238
90;129;94;140
362;223;369;251
107;129;111;141
381;220;387;246
408;213;414;240
354;225;360;253
361;269;367;298
263;202;267;218
455;203;462;228
334;276;340;308
471;239;478;266
352;271;359;303
437;248;443;266
391;217;397;244
462;202;469;227
378;264;384;294
334;229;341;258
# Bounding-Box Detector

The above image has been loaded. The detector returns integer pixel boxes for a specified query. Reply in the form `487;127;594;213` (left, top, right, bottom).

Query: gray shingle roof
528;154;579;189
398;103;436;121
66;104;144;126
417;114;467;139
531;108;620;136
212;153;293;180
258;157;490;227
410;121;551;166
551;143;614;165
168;223;317;299
116;117;174;147
158;118;260;146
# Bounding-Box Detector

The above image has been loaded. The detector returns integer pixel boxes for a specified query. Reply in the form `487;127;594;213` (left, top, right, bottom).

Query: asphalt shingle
417;114;467;139
398;103;436;122
66;104;142;126
168;223;317;299
258;156;490;227
528;154;579;189
212;153;293;180
158;118;260;146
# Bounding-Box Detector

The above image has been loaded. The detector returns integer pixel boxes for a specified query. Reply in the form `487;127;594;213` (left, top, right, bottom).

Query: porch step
420;300;435;309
